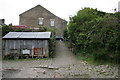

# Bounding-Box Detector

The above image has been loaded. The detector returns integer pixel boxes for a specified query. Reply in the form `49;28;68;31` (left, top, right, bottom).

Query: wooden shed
2;32;51;58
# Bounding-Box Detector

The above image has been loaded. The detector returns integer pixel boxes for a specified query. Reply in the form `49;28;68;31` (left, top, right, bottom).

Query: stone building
19;5;67;36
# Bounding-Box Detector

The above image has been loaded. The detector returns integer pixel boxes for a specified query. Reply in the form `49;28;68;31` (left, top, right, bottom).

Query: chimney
0;19;5;25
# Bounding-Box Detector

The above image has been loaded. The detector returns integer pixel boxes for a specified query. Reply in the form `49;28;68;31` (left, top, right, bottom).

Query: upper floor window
50;19;55;27
39;17;44;25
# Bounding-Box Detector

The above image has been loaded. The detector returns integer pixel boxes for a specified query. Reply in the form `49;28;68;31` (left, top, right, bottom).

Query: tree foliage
65;8;120;63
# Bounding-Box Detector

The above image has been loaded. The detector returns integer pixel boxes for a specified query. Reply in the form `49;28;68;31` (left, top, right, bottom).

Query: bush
67;8;120;63
2;25;14;36
63;28;69;41
49;34;56;58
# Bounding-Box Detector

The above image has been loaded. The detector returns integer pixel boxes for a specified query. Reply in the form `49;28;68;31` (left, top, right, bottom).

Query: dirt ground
2;41;119;78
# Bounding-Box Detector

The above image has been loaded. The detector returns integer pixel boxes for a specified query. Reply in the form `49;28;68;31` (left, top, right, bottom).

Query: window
50;19;55;27
39;17;44;25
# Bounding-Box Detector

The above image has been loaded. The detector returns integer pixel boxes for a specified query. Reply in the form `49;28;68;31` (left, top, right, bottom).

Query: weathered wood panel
2;39;49;57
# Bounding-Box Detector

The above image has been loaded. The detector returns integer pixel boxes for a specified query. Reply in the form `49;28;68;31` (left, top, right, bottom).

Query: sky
0;0;120;25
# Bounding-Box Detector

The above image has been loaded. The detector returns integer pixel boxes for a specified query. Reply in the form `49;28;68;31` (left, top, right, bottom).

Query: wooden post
32;49;33;58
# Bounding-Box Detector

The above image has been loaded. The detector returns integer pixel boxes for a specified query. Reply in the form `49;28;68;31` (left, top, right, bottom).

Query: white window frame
50;19;55;27
39;17;44;25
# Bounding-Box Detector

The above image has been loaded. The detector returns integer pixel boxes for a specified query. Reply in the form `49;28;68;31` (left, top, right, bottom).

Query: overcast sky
0;0;119;25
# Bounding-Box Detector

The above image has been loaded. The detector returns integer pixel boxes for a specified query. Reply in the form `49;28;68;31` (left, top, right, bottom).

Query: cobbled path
2;41;119;78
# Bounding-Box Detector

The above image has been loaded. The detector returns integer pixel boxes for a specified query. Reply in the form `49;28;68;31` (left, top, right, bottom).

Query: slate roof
3;32;51;39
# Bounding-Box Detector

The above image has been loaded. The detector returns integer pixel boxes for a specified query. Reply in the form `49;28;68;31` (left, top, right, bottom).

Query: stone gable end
19;5;67;36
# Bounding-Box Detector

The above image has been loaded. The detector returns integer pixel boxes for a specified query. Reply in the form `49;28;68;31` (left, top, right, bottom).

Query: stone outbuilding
2;32;51;58
19;5;67;36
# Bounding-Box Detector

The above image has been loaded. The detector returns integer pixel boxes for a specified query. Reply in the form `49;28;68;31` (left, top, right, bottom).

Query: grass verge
76;54;118;66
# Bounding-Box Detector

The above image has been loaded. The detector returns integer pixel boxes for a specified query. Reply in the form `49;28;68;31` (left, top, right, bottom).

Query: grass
63;41;118;66
76;54;118;66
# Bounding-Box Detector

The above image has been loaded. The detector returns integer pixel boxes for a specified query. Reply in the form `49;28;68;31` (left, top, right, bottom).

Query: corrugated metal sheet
36;32;51;38
3;32;51;39
19;32;37;38
3;32;22;38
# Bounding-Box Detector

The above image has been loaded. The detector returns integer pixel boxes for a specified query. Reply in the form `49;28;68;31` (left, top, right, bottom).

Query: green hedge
49;34;56;58
65;8;120;63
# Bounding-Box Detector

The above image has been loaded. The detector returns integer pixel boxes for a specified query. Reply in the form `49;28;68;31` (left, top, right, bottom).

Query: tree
67;7;120;62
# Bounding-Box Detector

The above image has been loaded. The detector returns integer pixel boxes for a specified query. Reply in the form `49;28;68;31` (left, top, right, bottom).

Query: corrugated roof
3;32;51;39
